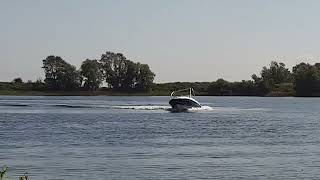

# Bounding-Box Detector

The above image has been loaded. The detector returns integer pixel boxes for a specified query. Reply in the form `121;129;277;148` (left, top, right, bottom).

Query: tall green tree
292;62;320;96
135;63;155;91
42;55;81;90
122;60;138;90
253;61;292;92
262;61;292;84
100;52;128;89
80;59;103;90
99;51;155;91
251;74;269;95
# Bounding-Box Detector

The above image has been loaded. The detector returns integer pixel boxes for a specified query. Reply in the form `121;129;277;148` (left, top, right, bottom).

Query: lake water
1;96;320;179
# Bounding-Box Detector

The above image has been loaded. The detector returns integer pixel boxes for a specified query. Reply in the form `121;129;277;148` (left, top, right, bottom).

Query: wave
0;103;29;107
190;106;214;111
167;106;215;113
113;105;267;112
111;105;171;110
109;105;215;112
0;102;268;113
53;104;92;108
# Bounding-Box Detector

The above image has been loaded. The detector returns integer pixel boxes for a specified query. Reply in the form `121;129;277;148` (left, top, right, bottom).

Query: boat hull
169;97;201;111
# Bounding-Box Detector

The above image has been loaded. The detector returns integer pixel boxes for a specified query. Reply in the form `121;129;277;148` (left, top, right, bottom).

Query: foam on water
112;105;171;110
111;105;216;112
0;101;268;113
190;106;214;110
110;105;268;113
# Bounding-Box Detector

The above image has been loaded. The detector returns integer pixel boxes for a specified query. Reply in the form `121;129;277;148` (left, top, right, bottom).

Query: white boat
169;88;201;111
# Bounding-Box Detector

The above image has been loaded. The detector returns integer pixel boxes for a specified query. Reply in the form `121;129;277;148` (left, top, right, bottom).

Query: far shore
0;90;298;97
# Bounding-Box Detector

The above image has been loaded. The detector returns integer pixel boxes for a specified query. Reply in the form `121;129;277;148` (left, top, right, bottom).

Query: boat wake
112;105;171;110
0;102;267;113
111;105;214;112
111;105;267;113
188;106;214;111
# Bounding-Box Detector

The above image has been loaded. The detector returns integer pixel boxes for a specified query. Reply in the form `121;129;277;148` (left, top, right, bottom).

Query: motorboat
169;88;201;111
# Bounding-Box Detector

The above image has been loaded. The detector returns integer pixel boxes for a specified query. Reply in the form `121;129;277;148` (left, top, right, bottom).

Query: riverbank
0;89;295;97
0;80;297;97
0;90;170;96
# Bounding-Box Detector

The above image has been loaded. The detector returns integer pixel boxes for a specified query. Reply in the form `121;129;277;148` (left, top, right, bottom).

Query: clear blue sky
1;0;320;82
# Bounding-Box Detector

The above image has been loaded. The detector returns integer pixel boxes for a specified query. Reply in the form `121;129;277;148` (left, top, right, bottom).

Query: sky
1;0;320;83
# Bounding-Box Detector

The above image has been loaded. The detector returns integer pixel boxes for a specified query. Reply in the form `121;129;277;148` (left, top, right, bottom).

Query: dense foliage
252;61;292;91
292;63;320;96
42;56;81;90
3;54;320;96
207;79;258;96
100;52;155;91
80;59;103;91
40;51;155;92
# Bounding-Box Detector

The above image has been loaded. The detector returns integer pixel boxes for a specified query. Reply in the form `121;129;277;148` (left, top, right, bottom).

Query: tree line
206;61;320;97
153;61;320;97
42;51;155;92
3;54;320;96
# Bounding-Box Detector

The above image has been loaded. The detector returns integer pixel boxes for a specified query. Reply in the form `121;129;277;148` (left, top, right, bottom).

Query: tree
99;51;155;91
231;80;256;95
80;59;103;91
100;52;129;90
207;79;230;95
12;77;23;84
135;63;155;91
262;61;292;83
122;60;138;90
42;55;81;90
251;74;268;95
292;62;320;96
252;61;292;92
251;74;261;84
32;78;45;91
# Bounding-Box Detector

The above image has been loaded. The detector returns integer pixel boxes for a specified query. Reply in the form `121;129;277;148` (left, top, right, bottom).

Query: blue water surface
1;96;320;179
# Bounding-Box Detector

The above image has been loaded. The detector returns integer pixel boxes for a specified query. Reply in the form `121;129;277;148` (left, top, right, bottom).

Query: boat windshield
170;88;196;98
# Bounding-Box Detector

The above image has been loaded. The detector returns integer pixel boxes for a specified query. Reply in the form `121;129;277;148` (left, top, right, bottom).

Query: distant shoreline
0;90;296;97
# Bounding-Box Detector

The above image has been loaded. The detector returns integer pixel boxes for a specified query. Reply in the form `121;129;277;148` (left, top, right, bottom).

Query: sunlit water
1;96;320;179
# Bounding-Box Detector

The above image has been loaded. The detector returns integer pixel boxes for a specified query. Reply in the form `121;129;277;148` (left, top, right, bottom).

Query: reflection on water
1;96;320;179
